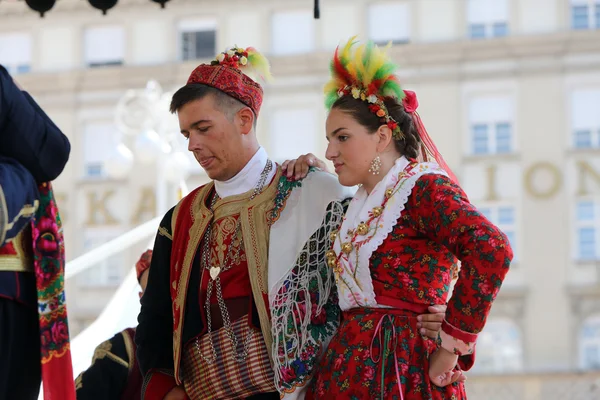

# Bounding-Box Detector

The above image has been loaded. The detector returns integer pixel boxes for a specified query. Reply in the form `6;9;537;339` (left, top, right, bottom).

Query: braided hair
331;95;421;159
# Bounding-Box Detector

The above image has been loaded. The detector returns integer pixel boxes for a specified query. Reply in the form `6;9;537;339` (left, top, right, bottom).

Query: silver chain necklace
196;159;273;364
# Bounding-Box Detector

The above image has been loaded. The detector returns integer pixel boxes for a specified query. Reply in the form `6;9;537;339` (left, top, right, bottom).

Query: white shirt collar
214;146;275;198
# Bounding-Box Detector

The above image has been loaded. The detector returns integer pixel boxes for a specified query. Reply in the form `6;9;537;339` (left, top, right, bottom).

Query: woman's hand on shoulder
281;153;328;180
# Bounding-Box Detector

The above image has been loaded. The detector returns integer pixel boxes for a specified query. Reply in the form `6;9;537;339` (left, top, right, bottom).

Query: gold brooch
372;206;383;217
329;230;338;242
356;223;369;236
341;242;353;254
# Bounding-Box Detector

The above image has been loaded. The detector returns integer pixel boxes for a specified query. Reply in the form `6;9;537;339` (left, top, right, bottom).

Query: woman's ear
375;124;394;153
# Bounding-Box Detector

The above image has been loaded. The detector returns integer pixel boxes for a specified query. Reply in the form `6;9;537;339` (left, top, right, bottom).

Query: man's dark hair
170;84;257;128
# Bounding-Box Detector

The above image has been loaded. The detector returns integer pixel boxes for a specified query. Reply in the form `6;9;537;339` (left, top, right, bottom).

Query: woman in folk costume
305;38;514;399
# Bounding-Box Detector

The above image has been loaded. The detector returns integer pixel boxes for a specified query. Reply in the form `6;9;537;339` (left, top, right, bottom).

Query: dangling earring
368;155;381;175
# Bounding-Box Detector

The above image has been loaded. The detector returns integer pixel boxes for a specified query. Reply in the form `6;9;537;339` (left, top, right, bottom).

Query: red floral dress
309;160;513;400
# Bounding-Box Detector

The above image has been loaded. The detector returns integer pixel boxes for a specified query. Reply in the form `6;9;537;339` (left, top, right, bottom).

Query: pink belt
368;299;432;400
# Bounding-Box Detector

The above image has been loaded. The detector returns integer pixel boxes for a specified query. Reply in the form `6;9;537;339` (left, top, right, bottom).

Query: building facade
2;0;600;397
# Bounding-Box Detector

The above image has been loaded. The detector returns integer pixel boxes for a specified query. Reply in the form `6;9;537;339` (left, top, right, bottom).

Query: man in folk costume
0;65;75;399
135;45;352;400
75;249;152;400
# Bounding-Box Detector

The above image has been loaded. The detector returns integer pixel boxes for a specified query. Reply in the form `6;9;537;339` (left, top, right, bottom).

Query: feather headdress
324;36;405;139
212;45;273;82
324;37;460;184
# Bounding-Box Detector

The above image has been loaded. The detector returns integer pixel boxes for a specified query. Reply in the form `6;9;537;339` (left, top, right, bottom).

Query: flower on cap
227;49;235;57
240;56;248;65
216;53;225;63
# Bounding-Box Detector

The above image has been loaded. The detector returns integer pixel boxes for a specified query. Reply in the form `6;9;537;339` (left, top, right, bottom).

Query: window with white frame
178;19;217;61
270;108;317;162
575;199;600;260
0;32;32;74
580;315;600;370
467;0;509;39
79;232;124;287
469;96;514;155
471;318;523;374
271;10;314;55
84;26;125;67
82;122;119;179
478;205;518;261
572;90;600;149
368;2;410;45
571;0;600;30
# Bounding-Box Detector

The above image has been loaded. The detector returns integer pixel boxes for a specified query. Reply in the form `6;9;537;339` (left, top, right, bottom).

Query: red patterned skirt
307;307;467;400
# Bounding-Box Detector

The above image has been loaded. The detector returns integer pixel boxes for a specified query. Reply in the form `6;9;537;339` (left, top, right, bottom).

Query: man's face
138;270;149;299
178;95;246;181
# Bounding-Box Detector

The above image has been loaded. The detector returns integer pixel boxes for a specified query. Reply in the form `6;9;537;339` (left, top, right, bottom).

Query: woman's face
325;108;380;188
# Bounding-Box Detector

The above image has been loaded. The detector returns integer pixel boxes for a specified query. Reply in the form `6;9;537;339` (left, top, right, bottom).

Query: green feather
373;63;397;82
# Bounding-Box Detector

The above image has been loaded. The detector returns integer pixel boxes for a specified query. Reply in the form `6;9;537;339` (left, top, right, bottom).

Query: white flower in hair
351;87;361;99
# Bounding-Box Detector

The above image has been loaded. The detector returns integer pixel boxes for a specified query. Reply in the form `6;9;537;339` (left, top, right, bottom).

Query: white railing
65;215;161;280
65;215;163;382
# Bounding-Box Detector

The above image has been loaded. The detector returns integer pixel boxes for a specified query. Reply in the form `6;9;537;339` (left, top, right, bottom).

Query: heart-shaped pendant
209;266;221;280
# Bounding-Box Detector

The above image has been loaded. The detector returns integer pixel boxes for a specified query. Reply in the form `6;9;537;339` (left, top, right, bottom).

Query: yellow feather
366;47;386;84
340;36;357;62
324;80;339;95
353;43;367;86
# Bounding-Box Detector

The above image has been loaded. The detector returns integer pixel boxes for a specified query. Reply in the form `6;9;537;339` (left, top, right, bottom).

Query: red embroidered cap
186;46;272;116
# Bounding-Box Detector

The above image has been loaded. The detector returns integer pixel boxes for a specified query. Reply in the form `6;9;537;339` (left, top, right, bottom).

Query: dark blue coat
0;65;71;305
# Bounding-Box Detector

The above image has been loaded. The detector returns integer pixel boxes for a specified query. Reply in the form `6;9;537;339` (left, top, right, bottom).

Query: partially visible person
75;250;153;400
292;38;513;399
0;65;75;400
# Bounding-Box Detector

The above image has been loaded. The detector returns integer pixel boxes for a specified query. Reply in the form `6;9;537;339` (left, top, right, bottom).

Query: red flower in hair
368;104;380;113
402;90;419;113
387;121;398;130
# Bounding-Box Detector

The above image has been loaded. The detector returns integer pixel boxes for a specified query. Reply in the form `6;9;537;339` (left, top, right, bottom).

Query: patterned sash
32;182;75;400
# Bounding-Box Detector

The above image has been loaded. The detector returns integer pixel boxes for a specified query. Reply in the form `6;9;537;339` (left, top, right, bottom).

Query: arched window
580;315;600;370
471;318;523;374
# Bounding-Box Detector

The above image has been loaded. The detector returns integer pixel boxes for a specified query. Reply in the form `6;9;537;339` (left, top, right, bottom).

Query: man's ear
238;108;255;135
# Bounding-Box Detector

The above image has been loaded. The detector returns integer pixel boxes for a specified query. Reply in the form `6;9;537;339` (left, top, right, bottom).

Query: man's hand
164;386;188;400
428;347;466;387
281;153;328;180
417;304;446;339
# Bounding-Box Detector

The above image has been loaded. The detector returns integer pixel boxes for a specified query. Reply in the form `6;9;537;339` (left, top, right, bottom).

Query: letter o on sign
524;162;562;199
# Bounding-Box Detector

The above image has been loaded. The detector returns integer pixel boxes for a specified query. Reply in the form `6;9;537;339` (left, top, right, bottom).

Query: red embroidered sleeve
407;174;513;355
